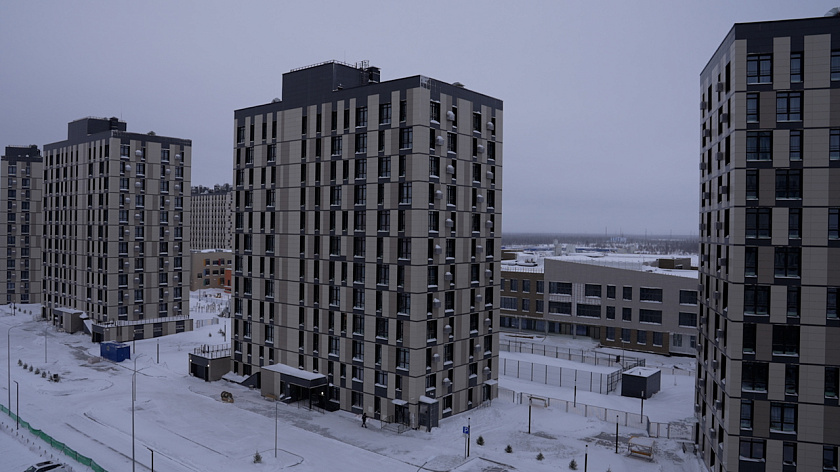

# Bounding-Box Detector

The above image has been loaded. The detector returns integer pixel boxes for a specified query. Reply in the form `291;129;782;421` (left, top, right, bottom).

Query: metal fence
500;339;646;371
194;317;220;329
499;386;694;441
1;404;108;471
500;358;620;394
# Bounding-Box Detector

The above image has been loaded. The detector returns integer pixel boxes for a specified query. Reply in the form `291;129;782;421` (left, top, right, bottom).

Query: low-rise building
500;253;698;356
190;249;232;291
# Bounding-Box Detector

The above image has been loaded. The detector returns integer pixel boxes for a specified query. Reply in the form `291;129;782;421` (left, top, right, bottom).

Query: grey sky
2;1;836;235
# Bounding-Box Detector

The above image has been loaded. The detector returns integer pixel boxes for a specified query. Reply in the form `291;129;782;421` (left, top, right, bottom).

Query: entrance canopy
263;363;327;389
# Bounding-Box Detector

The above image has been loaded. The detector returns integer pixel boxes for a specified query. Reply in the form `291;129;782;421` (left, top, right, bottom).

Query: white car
24;461;67;472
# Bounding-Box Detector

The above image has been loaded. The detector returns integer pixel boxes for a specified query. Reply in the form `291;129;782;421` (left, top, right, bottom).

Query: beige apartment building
230;61;502;429
42;117;193;342
1;145;43;306
697;14;840;472
500;255;698;357
191;184;233;250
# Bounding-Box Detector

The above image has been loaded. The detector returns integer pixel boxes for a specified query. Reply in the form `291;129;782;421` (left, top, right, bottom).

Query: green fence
1;404;108;472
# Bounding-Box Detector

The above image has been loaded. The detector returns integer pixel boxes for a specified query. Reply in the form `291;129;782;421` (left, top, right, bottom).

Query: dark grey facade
698;14;840;472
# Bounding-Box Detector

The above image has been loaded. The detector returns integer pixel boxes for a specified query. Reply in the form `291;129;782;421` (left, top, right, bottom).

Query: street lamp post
13;380;18;430
7;325;21;411
132;356;137;472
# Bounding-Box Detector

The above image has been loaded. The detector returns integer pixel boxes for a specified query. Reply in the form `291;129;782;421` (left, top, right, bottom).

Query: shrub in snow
17;360;22;366
41;371;46;378
22;363;27;369
253;450;262;463
505;445;513;453
569;459;578;470
476;435;484;446
35;368;40;375
28;365;33;372
537;452;544;461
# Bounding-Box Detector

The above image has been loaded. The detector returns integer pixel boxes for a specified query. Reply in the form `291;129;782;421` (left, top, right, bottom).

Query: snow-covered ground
0;293;703;471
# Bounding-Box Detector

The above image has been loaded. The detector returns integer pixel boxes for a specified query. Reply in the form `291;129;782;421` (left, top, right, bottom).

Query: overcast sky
2;1;837;235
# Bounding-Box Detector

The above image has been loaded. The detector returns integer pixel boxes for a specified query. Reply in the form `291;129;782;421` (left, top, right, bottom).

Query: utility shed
621;366;661;399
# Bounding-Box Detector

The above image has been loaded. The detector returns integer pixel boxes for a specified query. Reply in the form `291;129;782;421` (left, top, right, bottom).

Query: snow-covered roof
624;366;661;378
263;363;326;381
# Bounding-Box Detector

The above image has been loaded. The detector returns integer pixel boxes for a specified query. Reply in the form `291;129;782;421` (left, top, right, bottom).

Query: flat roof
263;363;326;381
624;366;660;378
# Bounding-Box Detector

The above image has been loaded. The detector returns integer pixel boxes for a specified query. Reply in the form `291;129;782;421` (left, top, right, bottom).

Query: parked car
24;461;67;472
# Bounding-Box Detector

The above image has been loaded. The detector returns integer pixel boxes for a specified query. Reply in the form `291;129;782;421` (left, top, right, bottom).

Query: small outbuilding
621;366;661;399
99;342;130;362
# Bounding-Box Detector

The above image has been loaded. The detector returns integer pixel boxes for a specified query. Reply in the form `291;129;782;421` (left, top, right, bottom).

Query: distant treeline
501;233;699;255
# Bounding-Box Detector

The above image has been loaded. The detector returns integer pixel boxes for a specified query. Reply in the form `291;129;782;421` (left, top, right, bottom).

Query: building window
776;92;802;122
785;364;799;395
825;446;839;472
789;208;801;239
746;93;759;123
740;399;753;430
827;367;840;399
775;169;801;199
742;362;768;392
832;50;840;81
772;325;799;356
636;330;647;345
622;308;632;322
379;103;391;125
584;284;601;297
746;54;772;84
744;285;770;315
774;247;800;278
639;287;663;302
605;327;615;341
639;309;662;324
831;130;840;160
576;304;600;318
355;106;368;127
783;442;796;466
739;439;765;461
606;306;615;319
606;285;616;299
549;282;572;295
548;301;571;315
790;52;802;83
787;286;800;317
770;403;796;433
622;286;632;301
746;131;772;161
620;328;631;343
789;130;802;161
429;101;441;122
746;208;772;238
743;323;756;354
679;290;698;305
399;128;413;150
678;312;697;327
355;134;367;154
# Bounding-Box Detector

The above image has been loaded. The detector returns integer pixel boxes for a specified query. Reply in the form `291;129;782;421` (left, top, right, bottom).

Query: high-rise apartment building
43;117;193;342
1;145;44;306
191;184;233;250
698;13;840;472
231;61;502;429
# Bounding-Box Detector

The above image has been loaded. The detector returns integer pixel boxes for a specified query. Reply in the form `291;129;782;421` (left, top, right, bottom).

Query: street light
12;380;18;430
7;325;22;410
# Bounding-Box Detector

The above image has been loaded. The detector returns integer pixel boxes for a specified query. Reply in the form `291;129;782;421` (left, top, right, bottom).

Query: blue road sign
463;426;470;434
